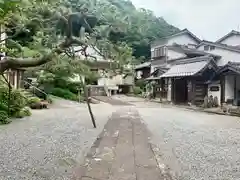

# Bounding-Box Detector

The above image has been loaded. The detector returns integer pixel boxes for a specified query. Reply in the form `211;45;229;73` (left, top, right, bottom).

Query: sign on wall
210;86;219;92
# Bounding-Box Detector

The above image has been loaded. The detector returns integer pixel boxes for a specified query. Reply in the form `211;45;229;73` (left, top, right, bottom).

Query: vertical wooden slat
220;75;225;104
234;76;237;100
16;70;20;88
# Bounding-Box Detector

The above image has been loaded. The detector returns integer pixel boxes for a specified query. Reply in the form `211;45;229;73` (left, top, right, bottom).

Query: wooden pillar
220;75;225;104
171;78;175;103
191;80;196;104
234;75;237;100
187;80;193;103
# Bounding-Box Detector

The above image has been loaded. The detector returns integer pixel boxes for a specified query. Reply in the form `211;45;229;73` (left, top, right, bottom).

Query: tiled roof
216;30;240;43
146;67;168;80
151;29;201;47
197;40;240;53
217;62;240;75
134;62;151;70
168;44;221;58
160;56;215;78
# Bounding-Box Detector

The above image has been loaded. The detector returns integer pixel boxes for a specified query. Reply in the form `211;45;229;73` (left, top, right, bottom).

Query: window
204;45;210;51
151;46;166;58
210;46;215;50
151;50;154;58
204;45;215;51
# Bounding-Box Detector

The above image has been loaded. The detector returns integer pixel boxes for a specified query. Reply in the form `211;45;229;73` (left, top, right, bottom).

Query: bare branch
0;36;74;73
0;51;56;72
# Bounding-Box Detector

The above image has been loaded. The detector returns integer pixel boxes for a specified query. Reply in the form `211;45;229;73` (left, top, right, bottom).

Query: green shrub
133;86;142;95
67;82;82;94
0;101;8;112
51;88;78;101
47;96;53;104
27;97;41;105
135;79;146;90
0;86;27;116
15;107;32;118
9;89;27;116
0;85;31;123
0;111;9;124
22;107;32;116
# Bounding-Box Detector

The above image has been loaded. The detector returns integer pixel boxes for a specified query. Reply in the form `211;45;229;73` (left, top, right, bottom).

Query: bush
0;85;31;123
0;111;9;124
47;96;53;104
22;107;32;116
135;79;146;90
67;82;82;94
27;97;41;105
14;107;32;118
0;86;27;116
133;86;142;95
51;88;78;101
9;89;27;116
0;101;8;112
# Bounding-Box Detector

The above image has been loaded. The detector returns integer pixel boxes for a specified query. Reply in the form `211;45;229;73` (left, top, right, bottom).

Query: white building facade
145;29;240;106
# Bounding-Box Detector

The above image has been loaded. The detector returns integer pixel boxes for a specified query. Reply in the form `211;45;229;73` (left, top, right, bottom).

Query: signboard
210;86;219;92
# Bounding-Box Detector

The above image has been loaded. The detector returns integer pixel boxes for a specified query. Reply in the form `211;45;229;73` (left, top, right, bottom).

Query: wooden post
84;86;96;128
78;89;81;103
7;82;11;116
1;74;11;116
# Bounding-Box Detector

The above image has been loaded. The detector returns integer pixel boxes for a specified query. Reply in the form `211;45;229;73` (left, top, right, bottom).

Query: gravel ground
0;99;117;180
114;95;240;180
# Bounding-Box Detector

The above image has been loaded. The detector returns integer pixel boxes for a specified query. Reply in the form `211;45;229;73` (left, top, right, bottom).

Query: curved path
0;99;117;180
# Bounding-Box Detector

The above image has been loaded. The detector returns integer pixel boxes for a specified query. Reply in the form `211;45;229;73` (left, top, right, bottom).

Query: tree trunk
84;85;96;128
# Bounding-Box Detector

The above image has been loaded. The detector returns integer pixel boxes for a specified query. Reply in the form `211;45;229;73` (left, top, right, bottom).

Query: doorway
172;78;188;104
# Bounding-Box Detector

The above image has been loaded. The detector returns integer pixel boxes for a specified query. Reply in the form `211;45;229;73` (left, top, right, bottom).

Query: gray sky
130;0;240;41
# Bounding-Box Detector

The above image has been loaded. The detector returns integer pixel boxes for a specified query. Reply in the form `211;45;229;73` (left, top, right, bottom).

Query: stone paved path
92;96;133;106
114;95;240;180
73;108;171;180
0;99;117;180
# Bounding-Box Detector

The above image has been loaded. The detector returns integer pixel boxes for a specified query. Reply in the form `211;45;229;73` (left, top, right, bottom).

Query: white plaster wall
111;74;123;85
97;74;120;89
225;75;234;101
123;75;133;85
14;73;17;89
208;83;221;105
0;25;6;58
167;78;172;101
97;77;106;86
167;49;186;60
197;45;240;66
136;70;143;79
219;35;240;46
74;46;107;62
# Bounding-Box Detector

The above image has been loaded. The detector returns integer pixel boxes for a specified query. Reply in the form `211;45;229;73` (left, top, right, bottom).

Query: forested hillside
4;0;179;63
67;0;179;60
0;0;179;123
